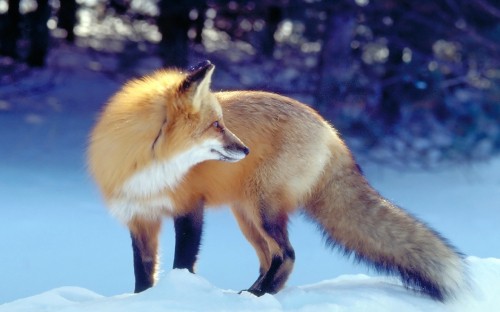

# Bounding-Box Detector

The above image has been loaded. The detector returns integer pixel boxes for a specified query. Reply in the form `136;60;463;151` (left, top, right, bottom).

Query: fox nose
242;146;250;156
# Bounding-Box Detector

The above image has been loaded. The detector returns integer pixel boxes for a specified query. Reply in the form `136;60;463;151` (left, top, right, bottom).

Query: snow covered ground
2;257;500;312
1;47;499;310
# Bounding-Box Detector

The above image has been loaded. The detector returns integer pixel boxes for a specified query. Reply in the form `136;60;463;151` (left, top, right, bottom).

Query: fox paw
238;288;266;297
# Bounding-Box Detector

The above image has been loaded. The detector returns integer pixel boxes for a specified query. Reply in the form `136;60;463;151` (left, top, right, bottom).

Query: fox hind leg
129;218;162;293
231;206;272;284
173;201;204;272
252;211;295;296
233;203;295;296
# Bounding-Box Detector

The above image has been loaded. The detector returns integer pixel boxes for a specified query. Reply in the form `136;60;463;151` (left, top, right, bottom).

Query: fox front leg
129;218;162;293
173;201;204;272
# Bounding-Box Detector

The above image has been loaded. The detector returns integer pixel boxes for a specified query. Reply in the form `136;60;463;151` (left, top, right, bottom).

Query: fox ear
180;60;215;112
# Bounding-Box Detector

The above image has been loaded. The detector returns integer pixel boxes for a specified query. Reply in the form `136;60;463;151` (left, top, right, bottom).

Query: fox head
153;60;249;164
88;60;249;199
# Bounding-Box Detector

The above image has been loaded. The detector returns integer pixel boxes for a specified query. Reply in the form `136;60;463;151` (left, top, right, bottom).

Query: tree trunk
1;0;21;58
315;10;356;113
158;1;192;67
261;5;282;57
192;2;206;45
27;0;50;67
58;0;78;42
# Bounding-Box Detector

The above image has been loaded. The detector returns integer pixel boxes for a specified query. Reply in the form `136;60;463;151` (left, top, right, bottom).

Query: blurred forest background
1;0;499;167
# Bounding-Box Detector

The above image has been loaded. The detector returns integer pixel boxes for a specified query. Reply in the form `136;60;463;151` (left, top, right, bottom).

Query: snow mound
1;257;498;312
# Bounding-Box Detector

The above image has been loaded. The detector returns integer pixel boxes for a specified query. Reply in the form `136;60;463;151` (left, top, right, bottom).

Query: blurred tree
191;2;206;44
58;0;78;42
158;1;206;67
0;0;498;162
315;1;356;112
26;0;50;67
261;4;282;56
1;0;20;58
110;0;130;15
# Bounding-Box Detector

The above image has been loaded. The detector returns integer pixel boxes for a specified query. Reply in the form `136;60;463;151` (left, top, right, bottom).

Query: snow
2;257;500;311
1;46;500;310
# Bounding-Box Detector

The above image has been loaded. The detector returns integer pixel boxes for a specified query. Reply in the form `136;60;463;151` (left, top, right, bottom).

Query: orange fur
88;63;466;300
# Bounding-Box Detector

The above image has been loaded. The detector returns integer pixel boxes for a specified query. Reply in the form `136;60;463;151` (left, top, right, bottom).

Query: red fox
88;60;466;301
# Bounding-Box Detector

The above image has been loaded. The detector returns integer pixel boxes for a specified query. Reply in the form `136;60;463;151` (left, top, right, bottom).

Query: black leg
246;213;295;295
129;218;162;293
131;233;155;293
173;202;204;272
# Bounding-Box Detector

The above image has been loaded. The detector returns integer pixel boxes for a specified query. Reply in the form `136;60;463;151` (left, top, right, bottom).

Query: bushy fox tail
304;159;467;301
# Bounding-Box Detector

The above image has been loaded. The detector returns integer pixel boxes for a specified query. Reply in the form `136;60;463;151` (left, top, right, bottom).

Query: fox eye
212;120;224;133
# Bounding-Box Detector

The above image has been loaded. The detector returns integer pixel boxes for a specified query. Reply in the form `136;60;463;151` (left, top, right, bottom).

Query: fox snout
227;142;250;157
214;141;249;163
214;129;249;163
211;146;248;162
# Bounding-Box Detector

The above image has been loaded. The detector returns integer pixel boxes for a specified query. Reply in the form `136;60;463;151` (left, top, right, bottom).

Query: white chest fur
109;195;174;224
122;138;221;198
108;139;222;224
